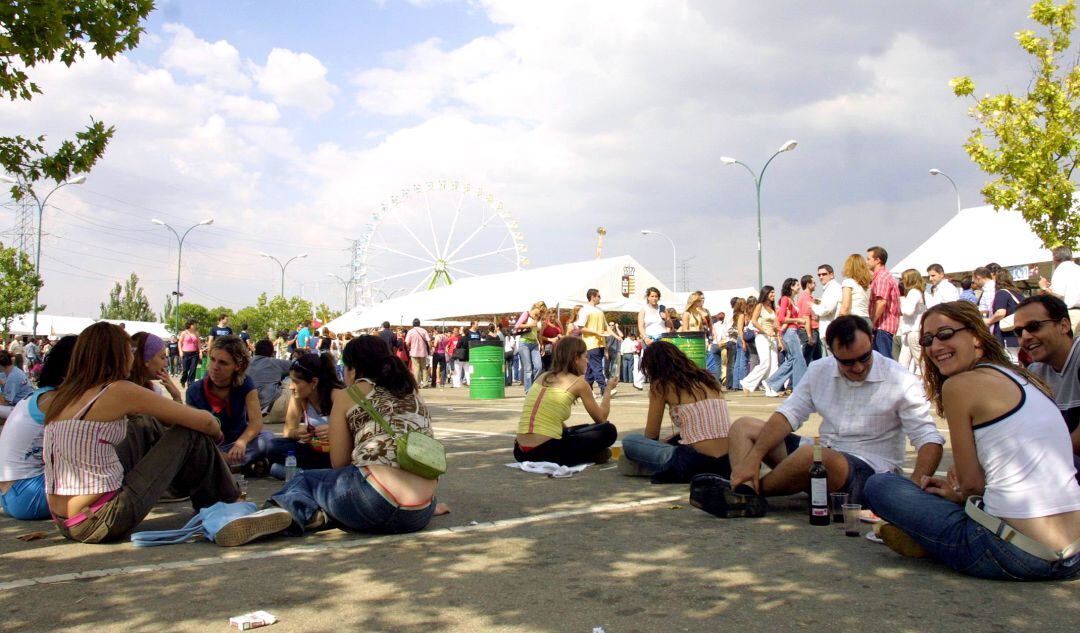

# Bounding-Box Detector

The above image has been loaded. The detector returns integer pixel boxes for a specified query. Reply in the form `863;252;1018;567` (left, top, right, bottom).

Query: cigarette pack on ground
229;611;278;630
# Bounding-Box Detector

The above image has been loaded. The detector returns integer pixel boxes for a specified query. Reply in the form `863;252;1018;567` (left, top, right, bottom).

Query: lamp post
721;139;798;289
152;218;214;332
640;229;677;291
0;173;87;337
327;273;355;312
929;168;962;214
261;252;308;297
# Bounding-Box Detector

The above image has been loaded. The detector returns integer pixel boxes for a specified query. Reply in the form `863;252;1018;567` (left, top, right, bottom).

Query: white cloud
159;24;252;91
254;49;338;117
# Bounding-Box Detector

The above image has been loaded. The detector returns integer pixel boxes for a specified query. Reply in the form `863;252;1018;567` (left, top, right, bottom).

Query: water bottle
284;451;299;482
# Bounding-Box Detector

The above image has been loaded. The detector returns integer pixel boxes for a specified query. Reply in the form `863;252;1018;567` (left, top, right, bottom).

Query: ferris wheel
354;180;528;306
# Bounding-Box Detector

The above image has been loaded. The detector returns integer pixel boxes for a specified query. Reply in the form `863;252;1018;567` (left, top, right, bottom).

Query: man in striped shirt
867;246;901;358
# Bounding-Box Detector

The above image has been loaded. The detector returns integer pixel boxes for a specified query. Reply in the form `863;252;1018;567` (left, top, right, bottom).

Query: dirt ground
0;386;1075;632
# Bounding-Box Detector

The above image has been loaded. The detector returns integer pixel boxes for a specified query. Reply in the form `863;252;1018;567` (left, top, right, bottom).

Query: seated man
698;315;944;517
1012;295;1080;477
0;350;34;420
247;339;292;415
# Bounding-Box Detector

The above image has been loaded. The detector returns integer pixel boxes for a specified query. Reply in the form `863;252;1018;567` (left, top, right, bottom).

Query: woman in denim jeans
269;335;448;535
864;302;1080;580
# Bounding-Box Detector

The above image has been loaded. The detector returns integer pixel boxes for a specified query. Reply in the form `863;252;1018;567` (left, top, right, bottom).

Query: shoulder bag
346;384;446;480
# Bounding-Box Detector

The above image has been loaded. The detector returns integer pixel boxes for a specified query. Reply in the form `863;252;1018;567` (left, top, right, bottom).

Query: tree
0;2;153;199
100;272;155;321
174;302;211;333
0;242;43;334
161;293;175;331
951;0;1080;248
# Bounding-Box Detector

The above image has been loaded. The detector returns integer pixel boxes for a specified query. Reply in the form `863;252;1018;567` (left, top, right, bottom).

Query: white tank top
642;306;666;339
972;365;1080;519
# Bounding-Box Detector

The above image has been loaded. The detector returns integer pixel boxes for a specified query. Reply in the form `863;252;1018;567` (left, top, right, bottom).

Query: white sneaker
214;507;293;547
764;386;781;398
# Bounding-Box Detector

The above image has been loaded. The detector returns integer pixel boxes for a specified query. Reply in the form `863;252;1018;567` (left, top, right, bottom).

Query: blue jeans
622;434;677;473
872;329;894;358
732;343;749;390
864;473;1080;580
0;473;49;520
268;437;332;470
518;341;542;392
585;347;606;392
221;430;274;466
767;328;808;392
620;354;635;383
271;465;435;535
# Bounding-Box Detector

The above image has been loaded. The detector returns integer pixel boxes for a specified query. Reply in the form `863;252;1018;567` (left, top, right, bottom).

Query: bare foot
434;503;451;516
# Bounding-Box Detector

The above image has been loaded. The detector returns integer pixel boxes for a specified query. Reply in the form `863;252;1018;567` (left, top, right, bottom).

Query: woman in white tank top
637;287;670;343
863;302;1080;580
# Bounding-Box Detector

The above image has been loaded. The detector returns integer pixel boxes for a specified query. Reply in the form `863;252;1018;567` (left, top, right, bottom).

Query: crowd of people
0;244;1078;582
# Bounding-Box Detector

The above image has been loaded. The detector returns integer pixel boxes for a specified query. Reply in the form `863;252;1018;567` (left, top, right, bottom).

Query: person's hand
312;424;329;440
156;369;182;399
921;474;963;503
606;374;619;390
226;440;248;464
1038;276;1050;290
777;339;785;353
295;425;313;443
729;458;762;493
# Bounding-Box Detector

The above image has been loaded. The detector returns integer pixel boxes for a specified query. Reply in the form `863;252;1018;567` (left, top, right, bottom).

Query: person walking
575;290;612;395
765;278;809;395
839;254;872;322
404;319;431;387
897;269;927;373
178;320;202;388
741;287;780;397
867;246;901;357
514;302;546;392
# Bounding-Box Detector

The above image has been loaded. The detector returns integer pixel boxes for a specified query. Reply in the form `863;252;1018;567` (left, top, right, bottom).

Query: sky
0;0;1053;317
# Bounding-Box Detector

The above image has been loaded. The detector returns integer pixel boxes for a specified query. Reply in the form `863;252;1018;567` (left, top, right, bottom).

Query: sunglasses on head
290;360;314;379
835;350;872;366
919;326;971;348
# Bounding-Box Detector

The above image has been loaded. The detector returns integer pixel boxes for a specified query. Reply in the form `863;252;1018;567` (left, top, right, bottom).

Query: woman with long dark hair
268;352;344;477
0;336;76;520
741;286;780;396
178;319;202;387
764;278;808;395
731;299;750;390
42;323;264;544
620;341;733;481
129;332;183;402
514;336;618;466
864;302;1080;579
268;335;446;535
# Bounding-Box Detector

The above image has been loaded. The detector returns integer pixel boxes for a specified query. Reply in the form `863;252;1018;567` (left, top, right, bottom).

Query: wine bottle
809;437;829;526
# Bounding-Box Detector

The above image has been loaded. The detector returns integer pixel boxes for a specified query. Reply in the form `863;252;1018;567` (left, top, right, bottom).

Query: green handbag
346;384;446;480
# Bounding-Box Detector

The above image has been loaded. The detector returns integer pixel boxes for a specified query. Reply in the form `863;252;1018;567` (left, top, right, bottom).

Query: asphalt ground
0;385;1076;632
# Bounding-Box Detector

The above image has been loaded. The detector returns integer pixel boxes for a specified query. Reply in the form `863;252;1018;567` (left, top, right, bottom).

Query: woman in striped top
42;323;244;544
620;340;734;481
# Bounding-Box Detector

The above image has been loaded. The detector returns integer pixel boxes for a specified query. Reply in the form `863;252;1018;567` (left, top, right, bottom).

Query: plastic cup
843;503;862;537
829;492;849;525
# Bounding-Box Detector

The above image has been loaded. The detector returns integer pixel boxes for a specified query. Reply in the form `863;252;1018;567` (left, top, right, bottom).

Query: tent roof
890;203;1056;276
326;255;675;332
7;314;171;338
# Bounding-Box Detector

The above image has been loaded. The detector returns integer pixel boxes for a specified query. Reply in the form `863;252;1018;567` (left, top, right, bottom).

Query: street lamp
640;229;677;291
721;139;798;289
929;168;962;214
152;218;214;332
0;173;87;337
327;273;355;312
261;252;308;297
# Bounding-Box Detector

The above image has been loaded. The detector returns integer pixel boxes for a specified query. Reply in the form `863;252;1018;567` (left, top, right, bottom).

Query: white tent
890;203;1053;277
326;255;674;332
6;313;171;338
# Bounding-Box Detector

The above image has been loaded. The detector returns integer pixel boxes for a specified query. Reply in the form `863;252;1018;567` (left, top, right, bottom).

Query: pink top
43;385;127;495
670;398;732;445
870;267;901;335
180;331;199;353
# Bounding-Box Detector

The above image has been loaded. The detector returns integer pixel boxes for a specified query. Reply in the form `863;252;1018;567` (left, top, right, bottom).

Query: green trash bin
660;331;708;370
469;340;505;400
195;355;209;380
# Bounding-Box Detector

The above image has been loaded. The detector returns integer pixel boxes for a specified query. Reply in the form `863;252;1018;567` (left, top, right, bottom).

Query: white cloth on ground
505;461;590;478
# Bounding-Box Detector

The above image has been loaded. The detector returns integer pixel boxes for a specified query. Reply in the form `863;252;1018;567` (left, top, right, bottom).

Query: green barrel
195;355;209;379
469;340;505;400
660;331;708;369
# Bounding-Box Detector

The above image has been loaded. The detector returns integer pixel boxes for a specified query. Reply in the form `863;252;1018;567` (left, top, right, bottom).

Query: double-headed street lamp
640;229;677;292
327;273;355;312
152;218;214;332
261;252;308;297
929;168;962;214
721;139;798;289
0;173;87;337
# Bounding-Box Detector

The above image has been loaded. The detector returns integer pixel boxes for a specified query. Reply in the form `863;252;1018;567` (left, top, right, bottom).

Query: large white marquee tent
6;314;171;338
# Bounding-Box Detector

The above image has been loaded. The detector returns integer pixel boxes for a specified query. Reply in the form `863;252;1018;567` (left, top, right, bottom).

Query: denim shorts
0;473;49;520
838;452;875;505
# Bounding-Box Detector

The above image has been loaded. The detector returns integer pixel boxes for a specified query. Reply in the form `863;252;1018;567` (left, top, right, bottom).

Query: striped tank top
43;384;127;495
670;397;732;445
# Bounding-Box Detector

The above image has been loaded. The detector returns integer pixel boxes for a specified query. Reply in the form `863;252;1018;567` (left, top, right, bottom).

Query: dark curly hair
342;335;417;397
640;340;721;400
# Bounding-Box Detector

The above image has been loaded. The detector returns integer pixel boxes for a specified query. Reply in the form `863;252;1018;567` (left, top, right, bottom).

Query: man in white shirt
973;267;995;318
923;263;960;308
710;312;733;385
1039;246;1080;335
701;315;944;517
811;264;842;357
404;318;431;387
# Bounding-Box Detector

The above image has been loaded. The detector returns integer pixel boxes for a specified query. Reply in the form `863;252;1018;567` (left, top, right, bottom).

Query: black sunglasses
835;350;873;366
1014;319;1060;335
919;326;971;348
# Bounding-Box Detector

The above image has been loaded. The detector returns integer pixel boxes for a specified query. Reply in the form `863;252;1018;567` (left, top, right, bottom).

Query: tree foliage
0;242;43;334
100;272;155;321
951;0;1080;248
0;1;153;199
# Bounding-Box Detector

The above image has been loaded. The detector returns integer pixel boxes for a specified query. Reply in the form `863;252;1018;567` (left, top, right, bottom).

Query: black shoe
242;458;270;479
689;474;768;518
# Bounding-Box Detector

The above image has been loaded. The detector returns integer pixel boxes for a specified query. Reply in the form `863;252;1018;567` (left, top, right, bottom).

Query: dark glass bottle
809;437;829;526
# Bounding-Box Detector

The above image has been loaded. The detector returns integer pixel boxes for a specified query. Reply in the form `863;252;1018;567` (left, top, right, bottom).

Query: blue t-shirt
28;387;55;424
296;327;311;351
210;325;233;338
2;367;34;406
186;376;257;444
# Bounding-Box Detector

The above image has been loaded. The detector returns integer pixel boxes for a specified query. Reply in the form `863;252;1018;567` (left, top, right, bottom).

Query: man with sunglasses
1013;295;1080;472
716;315;944;517
811;264;842;357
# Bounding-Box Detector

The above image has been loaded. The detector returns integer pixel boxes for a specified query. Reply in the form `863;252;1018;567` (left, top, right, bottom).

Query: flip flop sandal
689;474;769;518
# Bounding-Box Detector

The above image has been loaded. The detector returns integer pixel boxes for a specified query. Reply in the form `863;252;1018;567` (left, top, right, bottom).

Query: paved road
0;386;1073;632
